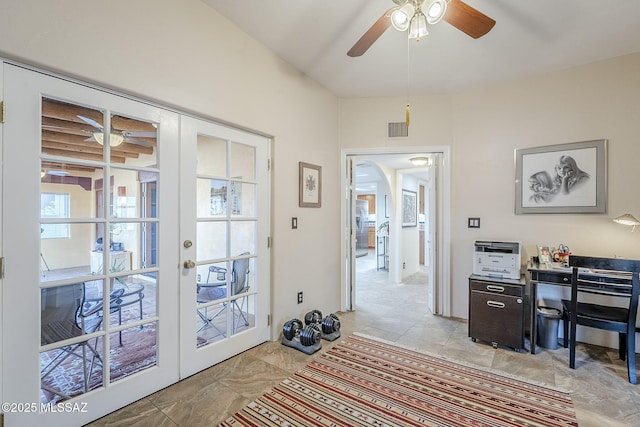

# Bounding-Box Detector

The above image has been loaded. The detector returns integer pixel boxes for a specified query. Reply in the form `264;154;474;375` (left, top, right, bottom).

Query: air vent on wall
388;122;408;138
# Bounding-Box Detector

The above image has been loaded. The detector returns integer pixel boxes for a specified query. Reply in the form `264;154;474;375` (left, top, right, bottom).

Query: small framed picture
299;162;322;208
401;189;417;227
537;245;553;265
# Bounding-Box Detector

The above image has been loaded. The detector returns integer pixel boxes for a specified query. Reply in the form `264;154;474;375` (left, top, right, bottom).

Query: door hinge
267;314;271;326
0;257;4;279
0;101;5;123
267;236;271;248
267;158;271;171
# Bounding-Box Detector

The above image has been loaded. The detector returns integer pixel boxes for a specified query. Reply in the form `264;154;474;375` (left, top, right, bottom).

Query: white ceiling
201;0;640;98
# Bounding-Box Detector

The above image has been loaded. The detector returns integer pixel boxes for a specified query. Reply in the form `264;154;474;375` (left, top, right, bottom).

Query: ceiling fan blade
77;115;104;130
124;131;157;138
347;8;395;57
443;0;496;39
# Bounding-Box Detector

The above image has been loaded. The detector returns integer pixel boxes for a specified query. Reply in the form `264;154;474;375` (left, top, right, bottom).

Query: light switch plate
468;218;480;228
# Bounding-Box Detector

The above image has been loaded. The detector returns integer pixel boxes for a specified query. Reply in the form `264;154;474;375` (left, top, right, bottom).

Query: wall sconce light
613;213;640;232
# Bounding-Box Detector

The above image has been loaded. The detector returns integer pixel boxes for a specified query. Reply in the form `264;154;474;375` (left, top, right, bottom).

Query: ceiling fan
77;115;156;147
347;0;495;57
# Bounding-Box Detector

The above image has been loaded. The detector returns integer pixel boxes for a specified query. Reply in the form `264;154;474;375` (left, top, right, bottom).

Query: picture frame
515;139;607;214
401;189;417;227
537;245;553;266
299;162;322;208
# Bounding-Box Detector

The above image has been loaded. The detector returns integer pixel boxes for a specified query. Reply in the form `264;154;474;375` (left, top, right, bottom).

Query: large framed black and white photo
402;189;417;227
515;139;607;214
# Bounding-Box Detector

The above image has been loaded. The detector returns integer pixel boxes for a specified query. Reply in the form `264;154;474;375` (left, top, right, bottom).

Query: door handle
486;301;505;309
183;260;196;269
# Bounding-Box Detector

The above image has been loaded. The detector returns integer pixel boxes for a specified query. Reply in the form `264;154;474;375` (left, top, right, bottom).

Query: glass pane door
2;64;180;427
179;116;270;378
39;98;162;402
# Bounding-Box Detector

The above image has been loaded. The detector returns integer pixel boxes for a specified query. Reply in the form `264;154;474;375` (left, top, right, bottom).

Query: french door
1;63;270;426
178;116;270;377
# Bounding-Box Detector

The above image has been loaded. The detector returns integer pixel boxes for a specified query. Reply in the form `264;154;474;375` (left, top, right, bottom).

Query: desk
527;263;571;354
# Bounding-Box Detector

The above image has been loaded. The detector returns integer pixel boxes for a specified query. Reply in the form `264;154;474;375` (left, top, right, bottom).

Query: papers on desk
539;262;571;272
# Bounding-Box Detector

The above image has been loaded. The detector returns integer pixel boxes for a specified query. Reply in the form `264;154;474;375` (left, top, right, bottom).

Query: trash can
537;304;563;350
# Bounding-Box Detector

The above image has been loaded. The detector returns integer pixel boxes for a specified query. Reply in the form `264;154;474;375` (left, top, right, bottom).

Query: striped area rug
221;333;578;426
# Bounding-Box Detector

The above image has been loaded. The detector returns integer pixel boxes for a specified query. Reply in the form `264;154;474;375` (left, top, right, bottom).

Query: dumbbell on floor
281;318;322;355
304;309;341;341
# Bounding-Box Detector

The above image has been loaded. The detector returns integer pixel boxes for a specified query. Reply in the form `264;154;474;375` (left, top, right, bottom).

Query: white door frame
340;146;451;317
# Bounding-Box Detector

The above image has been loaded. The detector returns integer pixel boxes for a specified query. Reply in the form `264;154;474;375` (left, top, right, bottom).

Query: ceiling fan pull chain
406;104;411;127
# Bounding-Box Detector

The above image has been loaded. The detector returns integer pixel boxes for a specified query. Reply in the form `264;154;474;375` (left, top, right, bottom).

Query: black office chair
561;255;640;384
197;253;251;336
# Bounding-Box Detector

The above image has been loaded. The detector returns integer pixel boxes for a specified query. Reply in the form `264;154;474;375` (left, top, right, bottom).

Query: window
41;192;70;239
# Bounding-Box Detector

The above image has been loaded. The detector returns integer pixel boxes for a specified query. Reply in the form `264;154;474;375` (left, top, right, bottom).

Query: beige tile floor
86;253;640;426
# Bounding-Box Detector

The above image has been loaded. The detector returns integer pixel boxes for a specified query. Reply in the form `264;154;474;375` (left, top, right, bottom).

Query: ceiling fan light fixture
93;131;124;147
425;0;447;24
391;3;415;31
408;10;428;40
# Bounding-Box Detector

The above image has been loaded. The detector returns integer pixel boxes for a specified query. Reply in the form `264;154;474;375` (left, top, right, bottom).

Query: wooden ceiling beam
42;117;95;136
112;116;157;134
42;130;88;145
42;98;103;125
42;140;104;156
41;161;97;173
41;147;126;163
42;140;142;160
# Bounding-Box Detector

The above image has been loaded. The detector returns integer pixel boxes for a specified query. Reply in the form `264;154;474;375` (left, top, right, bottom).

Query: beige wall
0;0;341;336
2;0;640;349
340;52;640;347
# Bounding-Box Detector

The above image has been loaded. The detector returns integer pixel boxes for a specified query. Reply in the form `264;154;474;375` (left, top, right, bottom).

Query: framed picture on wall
402;189;417;227
515;139;607;214
299;162;322;208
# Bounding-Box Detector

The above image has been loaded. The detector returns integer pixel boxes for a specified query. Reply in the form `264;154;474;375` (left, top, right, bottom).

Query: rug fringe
350;332;574;394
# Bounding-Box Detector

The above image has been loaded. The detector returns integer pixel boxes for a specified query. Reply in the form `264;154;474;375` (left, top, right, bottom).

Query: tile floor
86;253;640;426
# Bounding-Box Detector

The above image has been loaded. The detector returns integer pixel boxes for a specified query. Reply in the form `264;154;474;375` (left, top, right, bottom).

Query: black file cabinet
468;274;526;352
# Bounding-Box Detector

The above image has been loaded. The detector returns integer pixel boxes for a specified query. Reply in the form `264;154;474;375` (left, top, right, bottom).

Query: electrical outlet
403;262;406;269
297;291;303;304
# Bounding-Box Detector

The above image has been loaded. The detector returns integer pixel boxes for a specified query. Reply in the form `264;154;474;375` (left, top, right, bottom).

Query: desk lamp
613;214;640;232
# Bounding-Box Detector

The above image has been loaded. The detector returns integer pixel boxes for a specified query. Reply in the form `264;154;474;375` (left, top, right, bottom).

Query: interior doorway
341;147;451;317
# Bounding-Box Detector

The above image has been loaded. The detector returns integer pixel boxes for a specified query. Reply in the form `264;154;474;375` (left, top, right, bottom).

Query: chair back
41;283;84;345
569;255;640;326
231;252;251;296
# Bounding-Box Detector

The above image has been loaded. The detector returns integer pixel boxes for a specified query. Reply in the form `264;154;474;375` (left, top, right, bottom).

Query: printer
473;240;522;280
